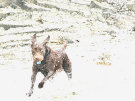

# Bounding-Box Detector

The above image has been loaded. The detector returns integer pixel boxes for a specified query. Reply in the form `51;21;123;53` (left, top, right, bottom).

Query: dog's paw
26;90;33;97
38;82;44;88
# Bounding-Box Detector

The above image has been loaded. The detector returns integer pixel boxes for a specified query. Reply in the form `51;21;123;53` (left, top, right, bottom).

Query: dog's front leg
38;71;54;88
27;70;38;97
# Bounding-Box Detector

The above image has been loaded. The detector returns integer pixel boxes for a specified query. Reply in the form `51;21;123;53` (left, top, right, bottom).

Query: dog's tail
61;41;67;51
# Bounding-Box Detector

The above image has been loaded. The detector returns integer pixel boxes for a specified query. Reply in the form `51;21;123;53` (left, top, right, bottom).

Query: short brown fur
27;34;72;96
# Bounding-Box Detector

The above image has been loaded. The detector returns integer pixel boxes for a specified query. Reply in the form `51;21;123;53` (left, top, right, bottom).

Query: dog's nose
34;57;39;61
34;57;43;62
35;57;40;61
35;57;38;60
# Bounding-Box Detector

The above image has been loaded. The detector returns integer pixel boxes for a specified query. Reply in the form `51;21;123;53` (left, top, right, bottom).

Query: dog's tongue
37;61;41;64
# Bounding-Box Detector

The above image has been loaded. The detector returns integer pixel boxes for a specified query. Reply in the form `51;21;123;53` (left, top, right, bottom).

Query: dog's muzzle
33;53;44;63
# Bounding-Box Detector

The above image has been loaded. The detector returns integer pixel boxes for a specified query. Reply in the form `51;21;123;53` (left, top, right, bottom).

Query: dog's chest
37;64;48;75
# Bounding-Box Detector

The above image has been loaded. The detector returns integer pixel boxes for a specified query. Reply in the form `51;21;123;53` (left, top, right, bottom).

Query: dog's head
31;34;50;63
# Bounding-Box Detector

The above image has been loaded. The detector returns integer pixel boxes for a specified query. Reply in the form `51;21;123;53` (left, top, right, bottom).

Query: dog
27;34;72;96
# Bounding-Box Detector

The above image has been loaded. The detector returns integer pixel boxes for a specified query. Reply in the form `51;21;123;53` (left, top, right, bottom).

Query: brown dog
27;34;72;96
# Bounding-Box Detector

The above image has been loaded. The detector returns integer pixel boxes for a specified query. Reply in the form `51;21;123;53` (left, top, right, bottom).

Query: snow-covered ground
0;37;135;101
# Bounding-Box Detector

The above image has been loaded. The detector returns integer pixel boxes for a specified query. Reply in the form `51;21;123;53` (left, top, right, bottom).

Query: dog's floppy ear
43;35;50;46
32;34;36;44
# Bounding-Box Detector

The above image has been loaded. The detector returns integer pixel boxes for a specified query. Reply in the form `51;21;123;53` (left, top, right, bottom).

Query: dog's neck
41;46;51;64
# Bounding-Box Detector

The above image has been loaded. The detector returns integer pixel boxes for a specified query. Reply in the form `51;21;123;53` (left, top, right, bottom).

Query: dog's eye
34;48;37;51
41;50;44;52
